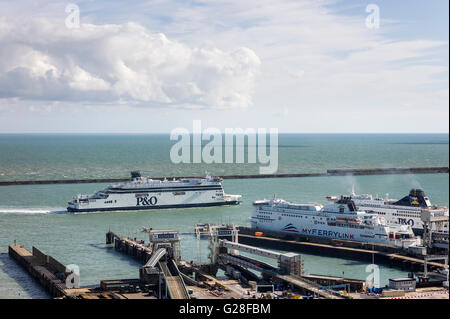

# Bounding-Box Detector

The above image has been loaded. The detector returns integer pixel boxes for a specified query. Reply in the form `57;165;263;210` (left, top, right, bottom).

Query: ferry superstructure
327;189;448;234
67;172;241;212
251;197;420;248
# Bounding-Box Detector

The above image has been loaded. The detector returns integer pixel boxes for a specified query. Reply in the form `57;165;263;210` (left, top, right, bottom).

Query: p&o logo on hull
136;196;158;206
398;218;414;226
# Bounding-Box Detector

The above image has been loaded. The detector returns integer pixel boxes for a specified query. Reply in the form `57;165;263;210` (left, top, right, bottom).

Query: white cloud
0;0;447;133
0;17;260;109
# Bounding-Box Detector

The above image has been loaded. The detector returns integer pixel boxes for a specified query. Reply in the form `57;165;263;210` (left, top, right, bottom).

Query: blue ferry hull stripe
67;201;240;212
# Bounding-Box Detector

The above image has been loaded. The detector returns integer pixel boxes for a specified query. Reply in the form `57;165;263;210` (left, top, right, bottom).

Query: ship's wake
0;208;69;215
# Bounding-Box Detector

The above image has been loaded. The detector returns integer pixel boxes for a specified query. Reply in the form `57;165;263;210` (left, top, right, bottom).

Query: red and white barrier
387;290;449;299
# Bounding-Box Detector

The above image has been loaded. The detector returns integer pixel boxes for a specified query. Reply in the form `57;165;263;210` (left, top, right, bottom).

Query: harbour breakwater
0;167;447;186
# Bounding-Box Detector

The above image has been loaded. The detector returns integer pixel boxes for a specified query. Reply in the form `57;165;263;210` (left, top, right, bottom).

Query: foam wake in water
0;208;68;214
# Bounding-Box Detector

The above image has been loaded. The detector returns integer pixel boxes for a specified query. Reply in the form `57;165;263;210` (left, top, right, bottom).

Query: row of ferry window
281;214;320;220
393;212;420;217
363;204;384;208
261;211;320;219
259;214;323;221
258;215;364;228
373;211;419;218
286;206;314;211
345;224;363;229
329;223;365;229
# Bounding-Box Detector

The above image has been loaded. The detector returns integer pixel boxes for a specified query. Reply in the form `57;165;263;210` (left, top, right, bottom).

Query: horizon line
0;132;448;135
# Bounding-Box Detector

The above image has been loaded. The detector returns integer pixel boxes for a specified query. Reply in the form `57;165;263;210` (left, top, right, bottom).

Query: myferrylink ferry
251;196;420;248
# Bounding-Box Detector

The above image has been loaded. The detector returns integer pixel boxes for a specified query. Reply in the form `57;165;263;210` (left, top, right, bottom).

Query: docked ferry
327;189;448;234
67;172;241;212
251;197;420;248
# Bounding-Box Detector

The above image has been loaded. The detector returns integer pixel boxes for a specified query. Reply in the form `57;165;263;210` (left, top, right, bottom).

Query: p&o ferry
327;189;448;234
67;172;241;212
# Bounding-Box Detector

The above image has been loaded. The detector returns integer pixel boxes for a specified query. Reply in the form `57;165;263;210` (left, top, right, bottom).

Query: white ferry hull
251;198;420;248
68;200;240;212
68;180;241;212
252;216;393;244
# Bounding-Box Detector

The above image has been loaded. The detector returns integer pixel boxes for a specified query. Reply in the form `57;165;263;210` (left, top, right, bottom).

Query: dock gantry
206;230;344;299
139;229;190;299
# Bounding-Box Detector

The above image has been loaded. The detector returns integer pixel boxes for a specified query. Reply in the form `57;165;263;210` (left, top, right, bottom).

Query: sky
0;0;448;133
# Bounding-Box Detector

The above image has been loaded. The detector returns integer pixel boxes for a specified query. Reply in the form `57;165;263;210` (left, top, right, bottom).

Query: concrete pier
0;166;447;186
302;274;365;291
107;232;153;263
8;245;70;298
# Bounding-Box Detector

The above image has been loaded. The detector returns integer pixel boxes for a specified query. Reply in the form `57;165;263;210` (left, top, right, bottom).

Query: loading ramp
144;248;166;268
159;260;190;299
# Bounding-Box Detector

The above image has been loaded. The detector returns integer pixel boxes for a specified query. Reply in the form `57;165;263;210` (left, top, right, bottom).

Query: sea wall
0;167;447;186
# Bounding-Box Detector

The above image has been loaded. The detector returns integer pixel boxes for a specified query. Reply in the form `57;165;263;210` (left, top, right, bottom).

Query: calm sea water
0;134;448;181
0;134;448;298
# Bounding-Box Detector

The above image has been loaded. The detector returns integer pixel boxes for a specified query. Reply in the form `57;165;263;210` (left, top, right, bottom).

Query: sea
0;133;448;298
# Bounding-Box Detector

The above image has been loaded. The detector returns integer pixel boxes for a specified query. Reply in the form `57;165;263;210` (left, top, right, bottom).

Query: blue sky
0;0;448;133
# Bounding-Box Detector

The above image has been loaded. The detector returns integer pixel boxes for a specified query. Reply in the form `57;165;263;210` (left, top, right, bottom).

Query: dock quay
8;241;169;299
237;228;446;272
109;228;350;298
274;274;343;299
212;237;345;298
301;274;365;291
8;245;71;298
107;230;247;299
106;231;153;263
8;225;447;299
0;166;447;186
